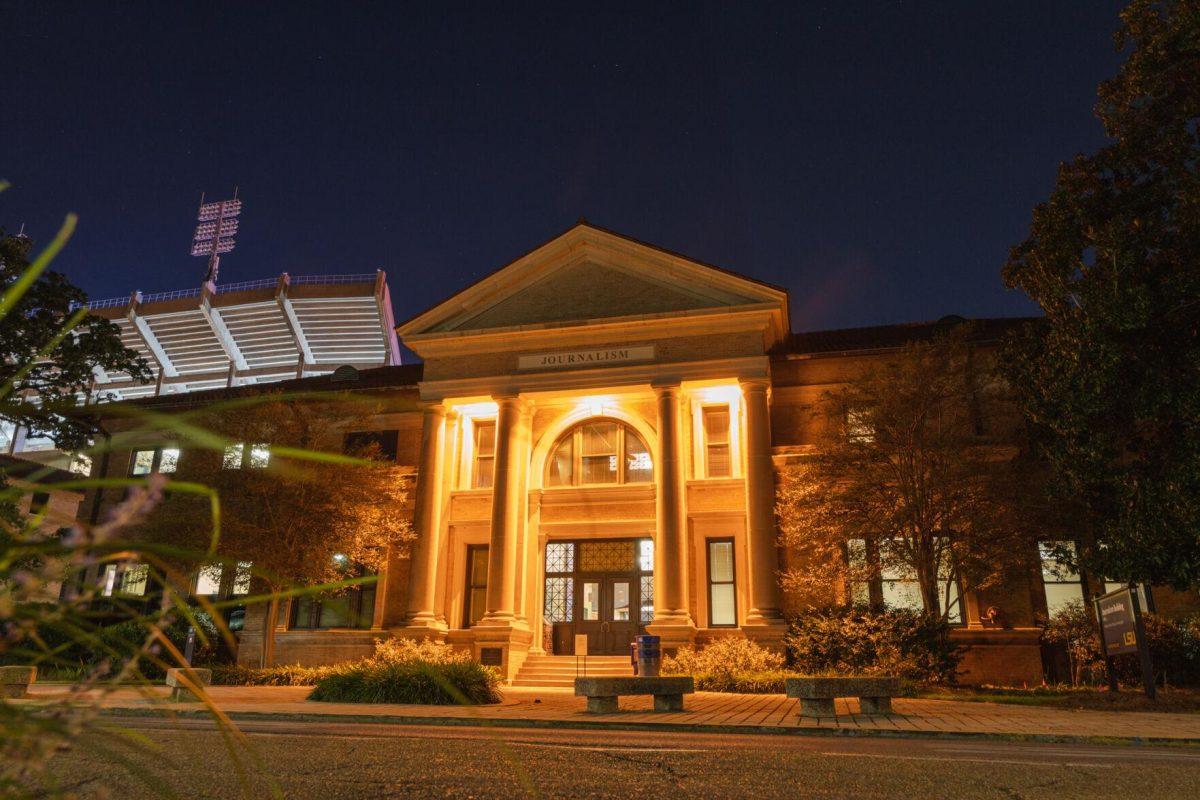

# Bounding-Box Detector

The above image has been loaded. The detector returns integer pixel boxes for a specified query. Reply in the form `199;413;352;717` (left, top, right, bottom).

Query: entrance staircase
512;654;634;688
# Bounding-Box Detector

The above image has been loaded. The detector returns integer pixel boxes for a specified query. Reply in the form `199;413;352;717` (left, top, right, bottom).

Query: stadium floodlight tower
190;188;242;284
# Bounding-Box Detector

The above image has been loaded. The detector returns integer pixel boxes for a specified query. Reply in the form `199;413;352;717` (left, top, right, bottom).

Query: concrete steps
512;655;634;688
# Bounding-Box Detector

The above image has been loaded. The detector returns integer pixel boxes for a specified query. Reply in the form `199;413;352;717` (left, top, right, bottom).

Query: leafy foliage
210;662;338;687
1001;0;1200;589
785;608;962;684
662;636;784;677
0;229;149;451
131;395;414;664
308;644;501;705
1043;603;1200;686
776;326;1041;619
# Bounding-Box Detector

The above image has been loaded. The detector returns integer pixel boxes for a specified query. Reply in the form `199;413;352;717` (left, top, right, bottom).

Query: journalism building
70;223;1198;686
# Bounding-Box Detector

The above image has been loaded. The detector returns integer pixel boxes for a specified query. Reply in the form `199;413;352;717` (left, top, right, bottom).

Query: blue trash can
635;634;661;678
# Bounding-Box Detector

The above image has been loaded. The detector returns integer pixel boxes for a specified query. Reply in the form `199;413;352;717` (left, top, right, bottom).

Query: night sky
5;1;1126;346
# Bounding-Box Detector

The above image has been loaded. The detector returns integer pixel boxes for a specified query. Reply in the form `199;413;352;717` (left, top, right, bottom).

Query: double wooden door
574;574;640;655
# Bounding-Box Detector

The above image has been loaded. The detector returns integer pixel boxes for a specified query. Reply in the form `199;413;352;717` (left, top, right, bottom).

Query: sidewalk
26;684;1200;745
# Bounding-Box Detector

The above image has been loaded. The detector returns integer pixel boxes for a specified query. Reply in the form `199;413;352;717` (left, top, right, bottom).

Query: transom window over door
546;419;653;487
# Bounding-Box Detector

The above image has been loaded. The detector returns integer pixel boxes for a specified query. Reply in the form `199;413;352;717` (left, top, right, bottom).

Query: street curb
95;706;1200;748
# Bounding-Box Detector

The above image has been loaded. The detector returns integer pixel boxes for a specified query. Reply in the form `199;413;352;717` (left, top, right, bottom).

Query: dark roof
784;316;1038;356
113;363;424;410
0;454;83;489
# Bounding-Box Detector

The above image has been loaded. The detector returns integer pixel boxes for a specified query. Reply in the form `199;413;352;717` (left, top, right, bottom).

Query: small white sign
574;634;589;657
518;345;655;371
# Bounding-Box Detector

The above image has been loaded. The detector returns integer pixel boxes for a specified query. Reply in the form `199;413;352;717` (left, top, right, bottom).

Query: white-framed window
1039;541;1086;617
194;562;252;597
847;538;963;623
471;420;496;489
101;562;149;597
130;443;181;474
129;446;180;476
707;538;737;626
701;406;732;478
222;443;270;471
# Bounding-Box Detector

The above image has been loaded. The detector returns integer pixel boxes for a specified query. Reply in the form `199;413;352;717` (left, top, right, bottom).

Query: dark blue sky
5;1;1125;337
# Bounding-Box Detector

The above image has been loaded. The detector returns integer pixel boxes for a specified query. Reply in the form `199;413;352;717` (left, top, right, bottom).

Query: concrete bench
165;667;212;701
1;666;36;699
785;676;901;717
575;676;695;713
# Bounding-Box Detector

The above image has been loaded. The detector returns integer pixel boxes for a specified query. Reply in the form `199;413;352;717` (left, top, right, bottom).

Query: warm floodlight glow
693;384;741;404
452;401;499;419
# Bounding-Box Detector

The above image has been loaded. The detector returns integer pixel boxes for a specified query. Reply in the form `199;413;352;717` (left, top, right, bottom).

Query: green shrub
691;670;791;693
309;659;501;704
785;608;962;684
2;606;223;680
210;662;336;686
372;637;471;665
663;636;785;677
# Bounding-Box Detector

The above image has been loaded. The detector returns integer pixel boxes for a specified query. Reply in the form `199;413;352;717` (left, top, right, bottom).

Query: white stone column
741;377;786;638
481;395;530;625
403;403;448;632
648;382;696;646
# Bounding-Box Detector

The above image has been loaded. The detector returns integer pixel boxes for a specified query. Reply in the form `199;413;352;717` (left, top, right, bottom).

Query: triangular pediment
398;223;788;340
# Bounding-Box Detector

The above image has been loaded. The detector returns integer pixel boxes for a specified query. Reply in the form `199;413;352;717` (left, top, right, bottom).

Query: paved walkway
26;684;1200;744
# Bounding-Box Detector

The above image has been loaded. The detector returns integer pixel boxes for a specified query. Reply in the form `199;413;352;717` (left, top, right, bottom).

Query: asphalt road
33;717;1200;799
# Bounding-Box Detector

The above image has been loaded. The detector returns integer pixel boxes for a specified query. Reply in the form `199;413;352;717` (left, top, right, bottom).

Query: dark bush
1042;604;1200;687
309;659;501;705
1;605;222;680
785;607;962;684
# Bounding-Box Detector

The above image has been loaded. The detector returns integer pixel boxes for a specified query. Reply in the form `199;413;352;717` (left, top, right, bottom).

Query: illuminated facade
84;223;1198;685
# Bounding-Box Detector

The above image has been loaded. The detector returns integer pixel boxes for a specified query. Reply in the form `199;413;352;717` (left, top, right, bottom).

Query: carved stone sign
517;345;655;371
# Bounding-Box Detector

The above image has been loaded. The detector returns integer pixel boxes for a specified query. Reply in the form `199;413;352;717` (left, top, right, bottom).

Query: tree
0;229;150;451
776;327;1040;621
1001;0;1200;589
134;394;413;665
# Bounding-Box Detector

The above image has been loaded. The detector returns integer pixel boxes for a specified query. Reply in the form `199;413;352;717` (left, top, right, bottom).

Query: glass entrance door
574;576;639;655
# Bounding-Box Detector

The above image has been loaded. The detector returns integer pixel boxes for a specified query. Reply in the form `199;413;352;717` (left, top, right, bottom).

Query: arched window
546;419;653;487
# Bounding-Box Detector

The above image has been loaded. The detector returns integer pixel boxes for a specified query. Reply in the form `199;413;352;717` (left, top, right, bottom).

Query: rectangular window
580;421;619;484
291;583;376;630
222;444;244;470
129;446;179;476
101;561;148;597
472;421;496;489
130;449;156;476
845;407;874;443
707;538;737;627
465;545;490;626
195;564;224;596
223;443;269;470
1040;542;1085;617
194;562;253;597
878;541;964;624
702;407;731;478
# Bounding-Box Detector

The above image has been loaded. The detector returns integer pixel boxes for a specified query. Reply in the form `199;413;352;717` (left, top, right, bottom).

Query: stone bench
1;665;36;699
575;676;695;713
785;676;901;717
165;667;212;701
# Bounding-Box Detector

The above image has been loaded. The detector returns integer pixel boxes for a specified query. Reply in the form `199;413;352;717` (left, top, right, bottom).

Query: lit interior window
222;444;244;470
472;420;496;489
702;406;731;477
546;419;652;487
